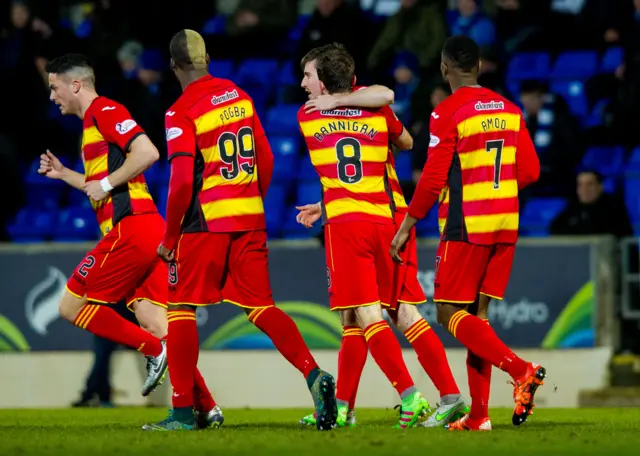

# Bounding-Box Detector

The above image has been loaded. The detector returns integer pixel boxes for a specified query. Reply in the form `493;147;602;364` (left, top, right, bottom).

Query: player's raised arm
39;149;86;190
305;85;394;113
159;110;197;257
515;116;540;189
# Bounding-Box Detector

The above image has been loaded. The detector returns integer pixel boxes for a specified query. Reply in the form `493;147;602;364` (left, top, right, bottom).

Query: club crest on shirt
115;119;137;134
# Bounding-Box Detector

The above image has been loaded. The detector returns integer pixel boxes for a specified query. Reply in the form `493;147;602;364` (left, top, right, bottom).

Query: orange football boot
446;414;492;431
511;362;546;426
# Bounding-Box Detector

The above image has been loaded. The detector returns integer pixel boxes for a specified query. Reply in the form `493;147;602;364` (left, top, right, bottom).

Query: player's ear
205;53;210;65
71;80;81;94
169;58;177;72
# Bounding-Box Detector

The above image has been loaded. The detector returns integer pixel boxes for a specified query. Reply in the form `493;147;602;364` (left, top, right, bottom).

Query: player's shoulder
91;96;129;116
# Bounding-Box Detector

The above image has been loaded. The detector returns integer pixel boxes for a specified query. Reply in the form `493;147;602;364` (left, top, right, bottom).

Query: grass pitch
1;407;639;455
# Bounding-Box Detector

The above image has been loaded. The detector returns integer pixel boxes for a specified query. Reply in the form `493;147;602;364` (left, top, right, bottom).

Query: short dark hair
301;43;355;93
442;36;480;72
45;53;93;75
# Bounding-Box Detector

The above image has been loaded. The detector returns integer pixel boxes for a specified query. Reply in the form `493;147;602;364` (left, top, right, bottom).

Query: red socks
449;310;527;380
194;368;216;412
404;319;460;397
74;304;162;357
166;309;199;408
249;306;319;378
467;319;492;419
363;321;414;396
336;326;368;407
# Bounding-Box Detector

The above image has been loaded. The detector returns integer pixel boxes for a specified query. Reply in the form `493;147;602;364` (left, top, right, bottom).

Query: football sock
194;368;217;412
74;304;161;357
167;309;199;413
249;306;319;379
363;321;414;396
337;326;368;407
404;319;460;397
466;319;492;419
449;310;527;380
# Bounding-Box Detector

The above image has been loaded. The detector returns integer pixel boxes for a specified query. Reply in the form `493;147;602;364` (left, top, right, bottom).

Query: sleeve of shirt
515;116;541;190
165;109;197;161
379;105;404;141
162;155;194;250
407;109;457;220
95;103;145;152
253;113;274;198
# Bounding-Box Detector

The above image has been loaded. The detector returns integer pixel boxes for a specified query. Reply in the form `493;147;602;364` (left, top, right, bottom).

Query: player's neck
78;91;99;119
450;78;480;93
180;70;209;90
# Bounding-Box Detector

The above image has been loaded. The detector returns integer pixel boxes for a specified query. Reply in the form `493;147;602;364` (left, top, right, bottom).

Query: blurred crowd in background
3;0;640;405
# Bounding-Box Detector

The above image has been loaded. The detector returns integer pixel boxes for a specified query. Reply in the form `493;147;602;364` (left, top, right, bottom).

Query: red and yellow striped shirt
165;75;269;233
408;86;540;245
82;96;156;235
298;104;403;224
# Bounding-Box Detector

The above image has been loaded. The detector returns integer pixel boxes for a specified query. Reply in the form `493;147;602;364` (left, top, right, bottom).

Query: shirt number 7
485;139;504;189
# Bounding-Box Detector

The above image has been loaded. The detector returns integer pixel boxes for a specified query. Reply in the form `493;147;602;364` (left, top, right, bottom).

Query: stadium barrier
0;236;617;408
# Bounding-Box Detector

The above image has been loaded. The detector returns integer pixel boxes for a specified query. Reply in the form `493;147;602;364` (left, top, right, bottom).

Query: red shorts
433;240;515;304
325;221;398;311
66;213;167;308
390;212;426;311
168;230;273;308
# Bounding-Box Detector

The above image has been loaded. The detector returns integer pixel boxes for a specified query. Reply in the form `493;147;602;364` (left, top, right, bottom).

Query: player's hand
157;244;174;263
295;203;322;228
305;95;339;114
84;181;108;202
38;150;65;179
390;229;410;265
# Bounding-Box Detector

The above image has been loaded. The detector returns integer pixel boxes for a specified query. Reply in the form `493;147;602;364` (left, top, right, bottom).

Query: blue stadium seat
278;60;297;86
584;98;611;128
144;162;170;200
601;47;624;74
625;178;640;231
393;151;413;182
282;205;321;239
7;208;56;242
52;207;100;241
627;146;640;172
415;206;440;238
520;197;567;236
236;58;279;93
25;157;67;209
297;154;317;181
579;146;624;177
550;81;588;118
296;180;322;205
288;14;311;42
201;15;227;36
208;59;235;80
265;104;301;135
550;51;598;80
603;177;617;194
270;135;300;182
506;52;551;80
264;184;287;237
156;185;168;218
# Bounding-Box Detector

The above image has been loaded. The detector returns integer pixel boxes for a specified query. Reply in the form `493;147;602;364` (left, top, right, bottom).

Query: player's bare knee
395;304;421;333
436;303;457;327
385;308;399;328
476;294;491;320
354;304;384;329
133;299;168;338
58;291;86;322
340;309;358;327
